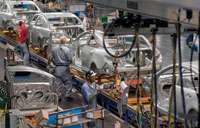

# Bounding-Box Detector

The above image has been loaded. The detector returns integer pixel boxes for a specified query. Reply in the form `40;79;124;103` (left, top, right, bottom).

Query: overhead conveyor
82;0;199;35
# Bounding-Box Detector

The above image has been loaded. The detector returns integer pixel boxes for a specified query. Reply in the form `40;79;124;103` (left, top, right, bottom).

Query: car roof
8;1;36;5
43;12;78;19
6;66;55;79
182;61;199;71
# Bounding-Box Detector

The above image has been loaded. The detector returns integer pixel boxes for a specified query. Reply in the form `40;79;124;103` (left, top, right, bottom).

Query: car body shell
5;66;57;110
0;1;41;30
71;30;162;75
29;12;84;50
143;61;199;123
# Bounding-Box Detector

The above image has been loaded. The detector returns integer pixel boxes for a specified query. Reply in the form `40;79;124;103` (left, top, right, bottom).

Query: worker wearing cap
81;70;100;128
49;36;73;101
16;21;29;65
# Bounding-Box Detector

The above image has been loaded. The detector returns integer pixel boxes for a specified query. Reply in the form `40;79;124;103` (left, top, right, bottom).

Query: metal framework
82;0;200;25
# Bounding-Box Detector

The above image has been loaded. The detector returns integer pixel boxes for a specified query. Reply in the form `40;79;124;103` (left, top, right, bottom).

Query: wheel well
90;63;97;71
90;62;99;72
188;109;197;115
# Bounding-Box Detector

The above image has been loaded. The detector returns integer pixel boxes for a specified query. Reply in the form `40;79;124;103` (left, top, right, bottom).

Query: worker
33;0;44;12
48;0;54;9
84;3;94;29
49;36;73;102
81;70;101;128
16;21;29;65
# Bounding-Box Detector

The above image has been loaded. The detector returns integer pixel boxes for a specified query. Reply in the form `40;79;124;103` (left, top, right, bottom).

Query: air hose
168;34;177;128
177;9;189;128
135;27;142;128
103;16;136;58
150;29;158;128
0;84;8;97
189;34;198;94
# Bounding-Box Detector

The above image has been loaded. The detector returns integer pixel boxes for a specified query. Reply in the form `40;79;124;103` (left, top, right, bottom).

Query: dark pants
54;66;72;98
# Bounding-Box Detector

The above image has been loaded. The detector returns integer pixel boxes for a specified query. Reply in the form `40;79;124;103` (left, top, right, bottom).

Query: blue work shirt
49;45;72;66
81;81;98;110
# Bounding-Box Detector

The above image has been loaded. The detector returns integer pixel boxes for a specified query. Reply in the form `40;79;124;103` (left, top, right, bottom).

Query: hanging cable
103;16;136;58
189;34;198;94
198;11;200;128
177;9;189;128
168;34;177;128
135;27;142;128
150;31;155;128
153;28;158;128
150;28;158;128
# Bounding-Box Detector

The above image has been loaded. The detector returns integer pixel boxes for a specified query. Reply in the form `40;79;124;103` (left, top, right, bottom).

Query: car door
29;14;40;43
74;32;91;68
38;16;51;48
175;74;198;117
0;4;12;28
31;15;50;48
81;35;98;71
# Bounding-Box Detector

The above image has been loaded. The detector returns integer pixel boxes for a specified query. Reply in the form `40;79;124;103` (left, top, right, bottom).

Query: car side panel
80;46;93;71
90;50;107;70
31;26;40;47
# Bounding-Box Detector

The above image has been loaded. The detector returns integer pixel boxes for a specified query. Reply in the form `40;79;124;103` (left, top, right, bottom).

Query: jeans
17;42;29;65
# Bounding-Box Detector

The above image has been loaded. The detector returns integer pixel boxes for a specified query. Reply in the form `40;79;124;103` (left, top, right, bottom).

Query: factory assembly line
0;0;199;128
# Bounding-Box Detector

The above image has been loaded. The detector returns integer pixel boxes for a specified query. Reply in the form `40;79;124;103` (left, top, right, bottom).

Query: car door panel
80;46;93;71
75;32;91;69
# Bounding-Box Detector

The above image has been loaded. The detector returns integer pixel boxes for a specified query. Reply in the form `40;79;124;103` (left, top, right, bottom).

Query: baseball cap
19;21;24;26
85;70;97;77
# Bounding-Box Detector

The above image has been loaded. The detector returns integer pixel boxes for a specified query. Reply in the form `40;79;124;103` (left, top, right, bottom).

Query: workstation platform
0;39;133;127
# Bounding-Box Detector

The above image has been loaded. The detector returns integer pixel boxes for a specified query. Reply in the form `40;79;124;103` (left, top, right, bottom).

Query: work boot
58;97;62;102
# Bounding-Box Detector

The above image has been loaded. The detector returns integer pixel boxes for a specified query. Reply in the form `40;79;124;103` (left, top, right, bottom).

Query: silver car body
71;30;162;74
143;61;199;123
0;0;41;30
5;66;57;110
29;12;84;50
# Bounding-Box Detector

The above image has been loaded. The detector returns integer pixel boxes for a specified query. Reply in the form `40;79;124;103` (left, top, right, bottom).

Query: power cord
103;16;136;58
177;9;189;128
168;34;177;128
150;28;158;128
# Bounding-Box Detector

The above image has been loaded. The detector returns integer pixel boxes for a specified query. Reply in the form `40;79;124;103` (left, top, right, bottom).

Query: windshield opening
11;4;38;12
48;17;81;27
98;32;151;49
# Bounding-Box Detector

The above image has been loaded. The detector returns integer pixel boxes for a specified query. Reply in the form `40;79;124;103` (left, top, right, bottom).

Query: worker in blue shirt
81;70;100;128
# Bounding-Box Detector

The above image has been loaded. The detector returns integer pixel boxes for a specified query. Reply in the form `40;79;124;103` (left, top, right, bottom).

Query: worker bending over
49;36;73;101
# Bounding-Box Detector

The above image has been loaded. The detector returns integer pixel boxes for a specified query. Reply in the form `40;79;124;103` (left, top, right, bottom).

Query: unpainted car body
5;66;57;110
0;0;41;30
143;61;199;126
71;30;162;74
29;12;84;50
